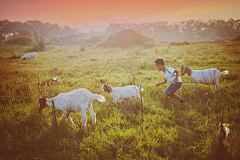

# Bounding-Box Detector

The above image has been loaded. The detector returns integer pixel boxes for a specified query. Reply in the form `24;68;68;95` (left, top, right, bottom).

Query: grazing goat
20;52;38;60
38;88;105;128
59;41;67;46
181;65;228;91
101;84;144;103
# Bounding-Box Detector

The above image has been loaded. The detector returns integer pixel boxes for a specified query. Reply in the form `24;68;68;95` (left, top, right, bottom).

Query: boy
154;58;186;104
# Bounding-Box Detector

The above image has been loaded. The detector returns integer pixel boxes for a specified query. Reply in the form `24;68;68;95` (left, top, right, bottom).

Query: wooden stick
181;81;199;83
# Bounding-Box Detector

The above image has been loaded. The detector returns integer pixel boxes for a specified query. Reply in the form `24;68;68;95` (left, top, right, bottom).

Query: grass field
0;43;240;159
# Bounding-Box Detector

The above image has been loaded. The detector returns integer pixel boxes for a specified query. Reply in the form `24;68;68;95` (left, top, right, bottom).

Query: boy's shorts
164;83;182;95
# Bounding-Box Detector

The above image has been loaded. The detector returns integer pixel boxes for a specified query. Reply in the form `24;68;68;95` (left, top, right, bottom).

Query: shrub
169;41;190;46
169;42;179;46
5;36;33;46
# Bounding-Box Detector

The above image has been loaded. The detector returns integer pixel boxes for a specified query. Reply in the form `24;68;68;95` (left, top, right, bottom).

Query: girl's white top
163;67;182;84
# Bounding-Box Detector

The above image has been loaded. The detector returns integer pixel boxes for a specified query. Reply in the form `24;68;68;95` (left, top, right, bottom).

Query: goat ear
107;85;112;92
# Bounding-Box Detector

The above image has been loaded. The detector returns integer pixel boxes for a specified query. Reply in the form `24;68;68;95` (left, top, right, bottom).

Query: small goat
38;88;105;128
101;84;144;103
217;122;232;160
20;52;38;60
181;65;228;91
218;122;230;148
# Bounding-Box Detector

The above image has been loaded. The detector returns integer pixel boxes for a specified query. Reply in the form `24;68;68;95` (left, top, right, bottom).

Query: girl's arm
155;78;167;88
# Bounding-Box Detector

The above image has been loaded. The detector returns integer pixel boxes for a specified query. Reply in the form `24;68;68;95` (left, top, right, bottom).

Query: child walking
154;58;186;104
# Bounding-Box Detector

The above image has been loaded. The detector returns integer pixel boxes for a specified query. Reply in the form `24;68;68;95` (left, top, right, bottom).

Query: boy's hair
155;58;164;66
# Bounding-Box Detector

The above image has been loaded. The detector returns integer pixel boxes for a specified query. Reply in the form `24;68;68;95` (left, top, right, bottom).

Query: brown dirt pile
99;29;154;48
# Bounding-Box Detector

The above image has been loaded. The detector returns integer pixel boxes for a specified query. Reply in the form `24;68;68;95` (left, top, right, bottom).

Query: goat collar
186;67;192;76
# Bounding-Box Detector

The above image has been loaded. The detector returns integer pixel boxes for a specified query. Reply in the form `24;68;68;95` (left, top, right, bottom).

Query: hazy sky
1;0;240;30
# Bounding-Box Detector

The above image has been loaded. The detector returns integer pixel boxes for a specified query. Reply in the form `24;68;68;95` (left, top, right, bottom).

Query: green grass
0;43;240;159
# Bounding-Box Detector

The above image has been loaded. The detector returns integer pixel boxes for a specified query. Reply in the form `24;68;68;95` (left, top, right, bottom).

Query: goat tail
222;70;229;75
92;94;106;102
137;87;144;92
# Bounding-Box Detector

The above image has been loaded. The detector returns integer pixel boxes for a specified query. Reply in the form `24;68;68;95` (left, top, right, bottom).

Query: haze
1;0;240;31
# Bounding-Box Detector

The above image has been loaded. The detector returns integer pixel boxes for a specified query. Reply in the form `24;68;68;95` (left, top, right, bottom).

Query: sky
0;0;240;31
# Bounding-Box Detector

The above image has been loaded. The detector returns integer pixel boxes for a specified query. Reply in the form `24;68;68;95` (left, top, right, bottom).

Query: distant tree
0;32;4;41
35;31;45;51
5;36;33;45
18;29;32;37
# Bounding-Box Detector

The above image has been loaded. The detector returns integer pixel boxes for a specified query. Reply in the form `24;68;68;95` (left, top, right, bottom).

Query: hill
99;29;154;48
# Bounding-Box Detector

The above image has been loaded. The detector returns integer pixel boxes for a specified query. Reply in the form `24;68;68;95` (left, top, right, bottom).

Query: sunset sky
1;0;240;31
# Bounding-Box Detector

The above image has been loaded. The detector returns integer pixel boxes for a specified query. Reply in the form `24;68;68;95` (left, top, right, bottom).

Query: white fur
20;52;38;60
101;84;144;103
41;88;105;128
59;41;67;46
181;65;228;91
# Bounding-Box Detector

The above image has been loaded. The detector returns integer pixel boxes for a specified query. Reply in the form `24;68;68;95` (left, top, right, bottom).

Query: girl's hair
155;58;164;66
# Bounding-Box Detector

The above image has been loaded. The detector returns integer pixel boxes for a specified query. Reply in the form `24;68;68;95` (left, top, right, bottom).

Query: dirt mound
85;36;106;44
99;29;154;48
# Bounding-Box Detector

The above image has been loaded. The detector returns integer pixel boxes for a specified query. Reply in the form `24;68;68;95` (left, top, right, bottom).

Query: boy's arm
155;78;167;88
173;70;179;83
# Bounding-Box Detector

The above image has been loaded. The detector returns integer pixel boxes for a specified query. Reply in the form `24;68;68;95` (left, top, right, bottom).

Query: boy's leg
164;92;168;104
169;93;186;102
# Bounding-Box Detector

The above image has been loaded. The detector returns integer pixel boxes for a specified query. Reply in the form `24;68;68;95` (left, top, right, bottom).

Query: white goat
59;41;67;46
20;52;38;60
38;88;105;128
101;84;144;103
181;65;228;91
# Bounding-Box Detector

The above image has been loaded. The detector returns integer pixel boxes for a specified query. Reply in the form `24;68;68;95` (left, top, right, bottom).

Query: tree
35;31;45;51
18;29;32;37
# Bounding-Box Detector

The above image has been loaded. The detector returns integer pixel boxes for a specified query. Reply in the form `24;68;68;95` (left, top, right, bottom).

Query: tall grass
0;43;239;159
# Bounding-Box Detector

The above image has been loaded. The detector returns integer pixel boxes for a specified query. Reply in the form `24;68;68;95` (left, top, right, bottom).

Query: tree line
106;19;240;41
1;19;240;42
0;20;79;40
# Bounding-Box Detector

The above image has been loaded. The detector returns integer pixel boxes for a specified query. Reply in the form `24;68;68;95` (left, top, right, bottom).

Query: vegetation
5;36;33;46
1;19;240;43
106;19;240;41
0;20;78;40
169;41;191;46
49;34;85;45
0;42;239;159
0;44;33;59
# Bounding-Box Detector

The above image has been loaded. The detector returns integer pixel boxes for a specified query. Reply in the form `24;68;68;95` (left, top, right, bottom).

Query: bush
5;36;33;46
169;41;190;46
